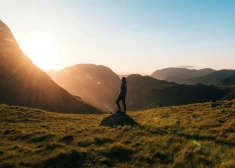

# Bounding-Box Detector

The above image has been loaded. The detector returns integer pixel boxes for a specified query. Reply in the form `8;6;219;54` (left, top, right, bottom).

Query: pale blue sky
0;0;234;74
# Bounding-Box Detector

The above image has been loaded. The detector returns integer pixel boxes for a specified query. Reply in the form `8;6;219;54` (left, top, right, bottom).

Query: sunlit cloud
172;66;195;69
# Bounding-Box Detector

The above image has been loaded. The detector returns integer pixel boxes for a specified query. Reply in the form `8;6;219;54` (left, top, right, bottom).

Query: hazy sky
0;0;234;74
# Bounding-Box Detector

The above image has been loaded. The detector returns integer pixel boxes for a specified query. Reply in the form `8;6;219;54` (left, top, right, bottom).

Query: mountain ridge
220;74;235;86
151;67;235;86
151;68;215;81
47;64;121;112
126;74;229;110
184;70;235;85
0;20;103;114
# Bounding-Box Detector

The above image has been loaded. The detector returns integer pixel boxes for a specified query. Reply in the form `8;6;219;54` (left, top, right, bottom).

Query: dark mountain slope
220;74;235;86
223;89;235;100
126;75;229;110
0;20;102;114
164;76;186;84
184;70;235;85
151;68;215;81
47;64;120;112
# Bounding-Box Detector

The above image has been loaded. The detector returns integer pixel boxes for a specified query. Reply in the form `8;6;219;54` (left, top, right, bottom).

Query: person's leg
116;96;121;112
122;98;126;114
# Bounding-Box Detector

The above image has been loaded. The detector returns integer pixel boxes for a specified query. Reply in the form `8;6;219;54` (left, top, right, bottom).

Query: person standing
116;77;127;114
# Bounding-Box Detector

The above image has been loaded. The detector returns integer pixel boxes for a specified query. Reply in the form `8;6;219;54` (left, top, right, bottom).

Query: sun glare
20;32;57;70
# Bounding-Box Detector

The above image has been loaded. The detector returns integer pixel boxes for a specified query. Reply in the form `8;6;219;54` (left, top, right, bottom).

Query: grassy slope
0;102;234;168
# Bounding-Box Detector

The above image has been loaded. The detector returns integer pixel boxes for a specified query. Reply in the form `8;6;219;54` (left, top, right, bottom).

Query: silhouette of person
116;77;127;114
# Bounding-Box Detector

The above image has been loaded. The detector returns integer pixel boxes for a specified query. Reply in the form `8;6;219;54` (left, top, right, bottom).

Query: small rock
59;136;74;144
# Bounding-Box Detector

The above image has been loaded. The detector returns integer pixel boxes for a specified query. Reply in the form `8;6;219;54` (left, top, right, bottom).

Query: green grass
0;101;234;168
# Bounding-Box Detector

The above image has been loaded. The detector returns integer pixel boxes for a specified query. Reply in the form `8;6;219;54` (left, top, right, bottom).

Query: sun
20;32;57;70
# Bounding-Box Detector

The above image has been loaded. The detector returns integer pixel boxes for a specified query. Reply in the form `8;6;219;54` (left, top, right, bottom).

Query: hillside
220;74;235;86
47;69;230;112
151;68;235;86
126;75;229;110
0;20;102;114
184;70;235;85
165;76;186;84
151;68;215;81
47;64;120;112
0;102;234;167
223;90;235;99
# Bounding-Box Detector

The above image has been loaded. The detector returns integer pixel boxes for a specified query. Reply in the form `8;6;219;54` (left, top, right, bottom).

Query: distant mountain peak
151;67;216;82
47;63;121;112
0;20;12;34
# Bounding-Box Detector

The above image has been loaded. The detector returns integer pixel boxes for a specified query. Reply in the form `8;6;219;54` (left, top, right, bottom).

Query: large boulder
100;113;138;127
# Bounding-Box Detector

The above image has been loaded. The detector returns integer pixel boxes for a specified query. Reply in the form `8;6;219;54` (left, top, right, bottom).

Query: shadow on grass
137;125;167;135
45;143;65;151
12;133;33;141
94;137;113;146
178;133;235;147
29;134;55;143
58;136;74;145
145;128;167;135
153;151;173;164
33;150;86;168
137;125;234;147
99;145;134;162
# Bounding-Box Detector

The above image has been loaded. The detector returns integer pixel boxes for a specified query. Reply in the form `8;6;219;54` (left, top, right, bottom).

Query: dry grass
0;100;234;168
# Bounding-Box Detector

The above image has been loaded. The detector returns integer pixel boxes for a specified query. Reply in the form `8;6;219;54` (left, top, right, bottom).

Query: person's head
122;77;126;84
